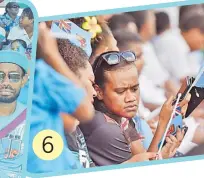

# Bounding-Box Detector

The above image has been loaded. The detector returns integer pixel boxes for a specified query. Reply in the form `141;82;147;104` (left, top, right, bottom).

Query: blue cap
0;51;29;73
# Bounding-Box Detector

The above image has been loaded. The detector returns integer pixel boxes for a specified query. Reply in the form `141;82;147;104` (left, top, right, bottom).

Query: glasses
94;51;137;74
10;5;20;9
0;72;21;83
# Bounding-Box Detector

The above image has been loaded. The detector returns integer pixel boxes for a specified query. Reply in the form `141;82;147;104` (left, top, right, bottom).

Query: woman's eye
116;90;125;94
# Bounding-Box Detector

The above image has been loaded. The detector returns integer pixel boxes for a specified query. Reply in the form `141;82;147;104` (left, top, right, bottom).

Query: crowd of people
26;4;204;175
0;2;34;177
0;2;34;60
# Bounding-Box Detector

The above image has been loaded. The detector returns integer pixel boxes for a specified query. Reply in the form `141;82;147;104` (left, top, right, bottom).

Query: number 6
43;136;54;153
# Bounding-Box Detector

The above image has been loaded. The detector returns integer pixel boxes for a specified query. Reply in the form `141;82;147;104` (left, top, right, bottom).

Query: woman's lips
125;105;138;111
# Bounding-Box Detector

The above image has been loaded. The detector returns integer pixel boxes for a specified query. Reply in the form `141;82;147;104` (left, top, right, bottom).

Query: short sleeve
34;60;86;114
85;124;132;166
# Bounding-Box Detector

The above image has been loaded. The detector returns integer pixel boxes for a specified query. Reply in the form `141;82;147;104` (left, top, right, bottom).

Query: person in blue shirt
0;2;20;35
0;51;29;178
27;22;95;174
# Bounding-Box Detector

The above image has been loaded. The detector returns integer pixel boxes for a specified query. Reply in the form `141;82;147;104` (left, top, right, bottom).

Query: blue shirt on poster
0;102;26;178
0;14;19;33
27;60;85;173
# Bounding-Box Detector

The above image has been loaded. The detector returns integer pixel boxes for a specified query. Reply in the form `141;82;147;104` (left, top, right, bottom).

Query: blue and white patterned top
0;14;19;33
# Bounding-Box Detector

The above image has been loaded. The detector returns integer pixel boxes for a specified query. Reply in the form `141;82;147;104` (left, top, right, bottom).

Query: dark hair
112;30;142;49
108;14;136;31
179;12;204;33
126;11;149;32
92;51;136;89
179;4;204;24
11;39;27;49
155;12;170;35
5;2;19;14
22;7;34;20
57;38;88;77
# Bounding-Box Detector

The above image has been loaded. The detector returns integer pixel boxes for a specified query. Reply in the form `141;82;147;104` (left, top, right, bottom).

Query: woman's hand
161;127;185;159
123;152;158;163
158;94;191;127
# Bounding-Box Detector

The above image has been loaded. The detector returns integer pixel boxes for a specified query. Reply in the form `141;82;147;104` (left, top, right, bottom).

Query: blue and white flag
51;19;92;57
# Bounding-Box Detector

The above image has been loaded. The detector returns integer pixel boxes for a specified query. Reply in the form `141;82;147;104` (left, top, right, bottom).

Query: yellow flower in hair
82;16;102;39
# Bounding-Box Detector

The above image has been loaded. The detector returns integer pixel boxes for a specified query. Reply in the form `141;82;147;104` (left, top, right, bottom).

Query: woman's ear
94;84;104;100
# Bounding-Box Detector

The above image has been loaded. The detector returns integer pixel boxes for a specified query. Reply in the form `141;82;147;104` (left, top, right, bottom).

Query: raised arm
37;22;94;122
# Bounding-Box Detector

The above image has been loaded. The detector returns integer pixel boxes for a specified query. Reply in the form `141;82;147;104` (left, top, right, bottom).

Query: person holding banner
79;51;190;166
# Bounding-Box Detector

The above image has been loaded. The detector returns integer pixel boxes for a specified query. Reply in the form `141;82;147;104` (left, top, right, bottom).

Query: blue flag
51;20;92;57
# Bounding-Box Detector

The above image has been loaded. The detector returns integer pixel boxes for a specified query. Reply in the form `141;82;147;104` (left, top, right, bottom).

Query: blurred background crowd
104;4;204;152
24;2;204;174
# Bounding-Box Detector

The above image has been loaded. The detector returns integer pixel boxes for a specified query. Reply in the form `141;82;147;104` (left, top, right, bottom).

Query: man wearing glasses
0;2;20;35
0;51;28;177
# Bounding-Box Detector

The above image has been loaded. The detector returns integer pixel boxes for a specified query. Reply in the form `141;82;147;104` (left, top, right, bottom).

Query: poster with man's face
0;1;36;178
